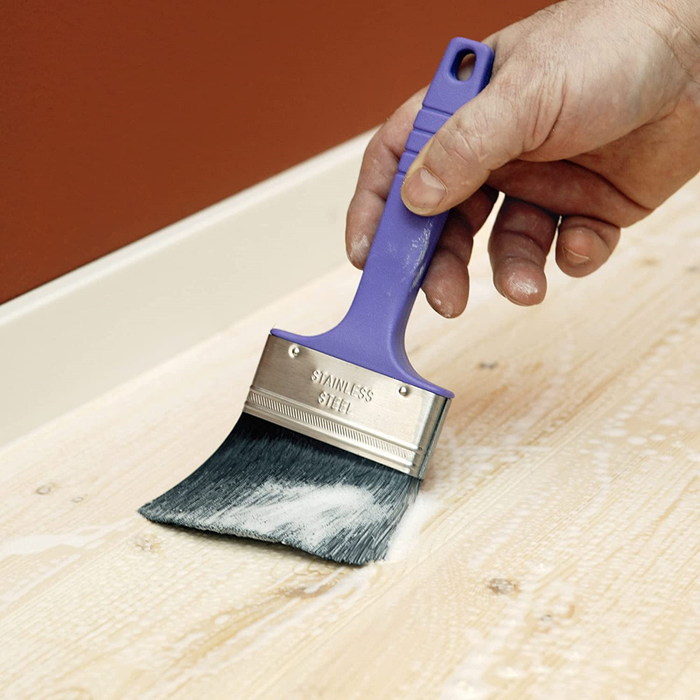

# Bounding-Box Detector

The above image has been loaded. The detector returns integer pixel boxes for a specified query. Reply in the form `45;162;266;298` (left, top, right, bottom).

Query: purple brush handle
274;38;494;398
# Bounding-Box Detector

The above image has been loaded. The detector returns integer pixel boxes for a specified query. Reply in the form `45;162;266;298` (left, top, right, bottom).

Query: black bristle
139;413;420;565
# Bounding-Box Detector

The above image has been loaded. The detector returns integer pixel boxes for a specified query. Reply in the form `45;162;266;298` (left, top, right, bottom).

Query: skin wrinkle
439;219;474;265
453;88;522;169
533;3;564;27
625;4;697;119
578;162;655;222
426;131;473;189
571;121;693;211
495;228;549;262
499;199;559;237
423;188;497;308
451;186;499;237
535;45;641;154
491;158;653;226
644;0;700;86
521;71;568;160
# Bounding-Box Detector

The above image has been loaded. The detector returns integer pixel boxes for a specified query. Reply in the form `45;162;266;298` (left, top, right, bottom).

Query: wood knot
133;534;161;553
487;578;519;595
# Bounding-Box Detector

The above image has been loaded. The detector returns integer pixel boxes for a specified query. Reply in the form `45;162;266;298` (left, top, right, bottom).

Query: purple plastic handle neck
273;38;494;398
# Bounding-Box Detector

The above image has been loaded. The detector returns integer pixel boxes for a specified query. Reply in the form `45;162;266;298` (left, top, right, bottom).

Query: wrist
644;0;700;84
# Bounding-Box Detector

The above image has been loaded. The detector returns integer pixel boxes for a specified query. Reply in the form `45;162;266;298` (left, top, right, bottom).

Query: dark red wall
0;0;551;304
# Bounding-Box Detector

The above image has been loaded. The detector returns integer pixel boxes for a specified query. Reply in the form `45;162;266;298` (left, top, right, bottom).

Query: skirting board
0;131;374;448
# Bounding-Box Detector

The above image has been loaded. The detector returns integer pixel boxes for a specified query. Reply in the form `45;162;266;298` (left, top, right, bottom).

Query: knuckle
503;62;563;153
493;40;569;154
452;113;492;165
433;117;489;173
526;71;567;152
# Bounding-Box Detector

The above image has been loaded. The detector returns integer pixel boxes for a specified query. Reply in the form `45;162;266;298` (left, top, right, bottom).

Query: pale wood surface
2;177;700;700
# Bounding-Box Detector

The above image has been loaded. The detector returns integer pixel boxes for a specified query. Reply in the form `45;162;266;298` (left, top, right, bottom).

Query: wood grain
2;177;700;700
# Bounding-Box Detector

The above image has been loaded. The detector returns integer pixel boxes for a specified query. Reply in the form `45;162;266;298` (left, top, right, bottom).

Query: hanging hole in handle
453;50;476;81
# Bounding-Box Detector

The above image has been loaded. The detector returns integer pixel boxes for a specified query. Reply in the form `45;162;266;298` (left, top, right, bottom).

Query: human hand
346;0;700;317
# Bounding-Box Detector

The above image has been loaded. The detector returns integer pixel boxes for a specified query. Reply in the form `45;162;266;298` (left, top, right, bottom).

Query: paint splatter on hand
345;0;700;317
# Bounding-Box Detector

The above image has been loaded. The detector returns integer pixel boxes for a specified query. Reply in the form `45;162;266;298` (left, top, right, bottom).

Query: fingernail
563;247;590;266
402;168;447;212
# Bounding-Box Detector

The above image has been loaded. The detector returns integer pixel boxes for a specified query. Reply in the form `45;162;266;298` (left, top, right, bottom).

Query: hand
345;0;700;317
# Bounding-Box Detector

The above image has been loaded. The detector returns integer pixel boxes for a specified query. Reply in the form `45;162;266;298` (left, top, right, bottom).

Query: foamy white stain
386;493;442;562
202;481;384;550
406;225;433;288
0;518;132;560
603;428;628;438
349;233;370;263
506;271;538;299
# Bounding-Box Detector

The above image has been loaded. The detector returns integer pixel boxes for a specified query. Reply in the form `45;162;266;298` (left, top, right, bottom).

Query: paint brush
139;37;494;565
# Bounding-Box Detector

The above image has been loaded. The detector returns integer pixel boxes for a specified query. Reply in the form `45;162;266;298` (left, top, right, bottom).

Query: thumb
401;74;537;215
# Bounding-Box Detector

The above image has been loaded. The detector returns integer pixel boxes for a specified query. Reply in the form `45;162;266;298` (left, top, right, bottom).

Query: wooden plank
1;177;699;700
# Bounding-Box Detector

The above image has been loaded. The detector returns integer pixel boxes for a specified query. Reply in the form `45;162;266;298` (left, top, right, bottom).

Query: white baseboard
0;131;374;448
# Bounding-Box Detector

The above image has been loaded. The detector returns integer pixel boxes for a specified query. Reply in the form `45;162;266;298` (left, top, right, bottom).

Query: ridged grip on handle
274;38;494;398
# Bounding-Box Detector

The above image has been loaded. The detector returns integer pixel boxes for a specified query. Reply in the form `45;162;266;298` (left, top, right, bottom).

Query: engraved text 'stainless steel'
242;41;494;481
244;335;451;478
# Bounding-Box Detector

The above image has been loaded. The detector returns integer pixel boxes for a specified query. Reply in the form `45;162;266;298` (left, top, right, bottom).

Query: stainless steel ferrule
242;335;451;479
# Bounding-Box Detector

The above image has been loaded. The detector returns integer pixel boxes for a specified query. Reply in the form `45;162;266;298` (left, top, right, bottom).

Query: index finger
345;89;426;268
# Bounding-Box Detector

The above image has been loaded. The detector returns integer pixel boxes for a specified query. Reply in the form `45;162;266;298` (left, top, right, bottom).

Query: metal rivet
398;385;409;396
289;345;300;358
